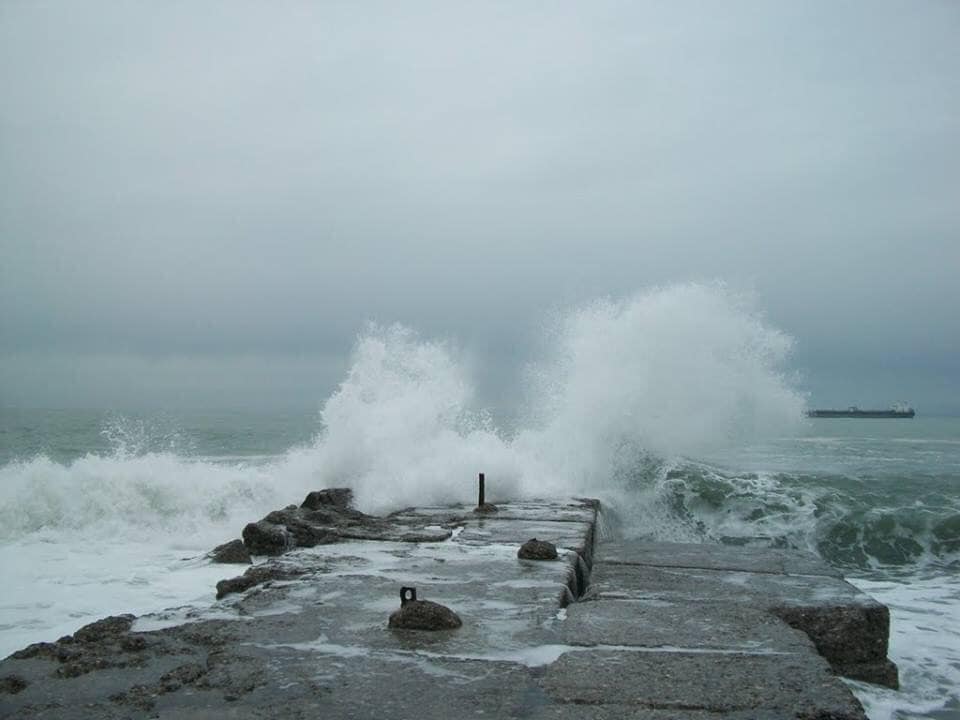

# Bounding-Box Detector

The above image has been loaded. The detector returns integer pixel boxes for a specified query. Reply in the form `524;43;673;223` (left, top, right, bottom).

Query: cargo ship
806;404;915;419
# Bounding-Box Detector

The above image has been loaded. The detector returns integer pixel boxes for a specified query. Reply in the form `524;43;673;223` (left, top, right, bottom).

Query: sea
1;288;957;719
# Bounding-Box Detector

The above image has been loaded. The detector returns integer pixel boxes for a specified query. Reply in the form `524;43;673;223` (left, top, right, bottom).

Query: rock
301;488;353;510
120;635;148;652
11;642;59;660
72;615;135;643
242;520;295;555
473;503;499;514
0;674;27;694
215;564;305;600
6;614;146;680
773;603;899;688
210;539;252;564
223;488;450;563
264;508;341;547
109;661;208;710
388;600;462;631
518;538;559;560
158;662;206;692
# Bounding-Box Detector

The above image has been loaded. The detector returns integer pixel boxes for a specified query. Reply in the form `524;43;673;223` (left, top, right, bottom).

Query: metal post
478;472;485;507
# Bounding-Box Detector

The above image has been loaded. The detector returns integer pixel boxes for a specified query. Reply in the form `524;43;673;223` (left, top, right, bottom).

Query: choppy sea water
2;408;956;718
0;288;957;718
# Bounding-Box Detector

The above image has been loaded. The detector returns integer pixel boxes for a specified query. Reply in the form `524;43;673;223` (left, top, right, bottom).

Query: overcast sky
1;1;958;414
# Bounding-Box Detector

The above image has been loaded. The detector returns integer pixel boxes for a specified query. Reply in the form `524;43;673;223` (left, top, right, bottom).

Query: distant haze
1;2;958;414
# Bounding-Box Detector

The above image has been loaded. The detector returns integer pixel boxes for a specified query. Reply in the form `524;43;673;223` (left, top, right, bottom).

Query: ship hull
806;410;915;418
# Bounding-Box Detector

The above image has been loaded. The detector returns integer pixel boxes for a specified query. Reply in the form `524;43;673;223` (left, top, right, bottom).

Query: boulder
10;614;145;680
0;674;27;694
215;564;305;600
210;539;252;564
73;615;135;643
518;538;559;560
223;487;455;564
301;488;353;510
388;600;462;631
264;507;341;547
242;520;295;556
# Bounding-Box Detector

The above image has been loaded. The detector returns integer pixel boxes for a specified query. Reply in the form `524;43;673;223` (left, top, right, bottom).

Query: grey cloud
1;1;958;411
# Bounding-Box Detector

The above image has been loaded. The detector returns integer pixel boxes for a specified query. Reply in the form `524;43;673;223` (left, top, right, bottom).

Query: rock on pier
0;494;895;719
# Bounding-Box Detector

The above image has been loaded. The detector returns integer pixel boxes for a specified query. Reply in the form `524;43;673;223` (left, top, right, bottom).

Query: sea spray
0;452;278;543
274;284;806;514
0;283;808;536
513;282;805;499
288;323;527;512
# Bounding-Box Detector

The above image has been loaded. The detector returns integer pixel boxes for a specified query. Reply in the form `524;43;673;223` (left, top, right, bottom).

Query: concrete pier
0;497;895;719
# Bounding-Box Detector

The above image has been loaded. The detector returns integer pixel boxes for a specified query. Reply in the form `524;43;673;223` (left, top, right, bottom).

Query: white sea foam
847;574;960;720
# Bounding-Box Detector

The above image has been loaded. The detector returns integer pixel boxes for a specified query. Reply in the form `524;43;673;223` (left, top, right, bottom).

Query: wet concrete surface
0;497;894;719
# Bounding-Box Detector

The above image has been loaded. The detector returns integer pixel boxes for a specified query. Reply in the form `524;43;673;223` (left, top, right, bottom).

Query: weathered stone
388;599;462;630
261;505;346;549
596;539;841;577
301;487;353;510
209;538;252;564
586;542;899;689
0;674;27;694
215;564;305;599
72;615;135;643
158;662;206;691
120;635;148;652
290;522;341;547
550;598;815;653
263;505;298;523
225;488;458;562
241;520;295;555
518;538;559;560
773;602;898;688
540;649;867;719
473;502;499;514
10;641;58;660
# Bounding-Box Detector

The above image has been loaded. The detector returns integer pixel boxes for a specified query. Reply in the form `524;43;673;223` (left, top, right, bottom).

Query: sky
1;1;958;414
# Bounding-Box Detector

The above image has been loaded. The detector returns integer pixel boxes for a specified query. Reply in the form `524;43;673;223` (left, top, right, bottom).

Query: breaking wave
610;459;960;571
1;283;806;540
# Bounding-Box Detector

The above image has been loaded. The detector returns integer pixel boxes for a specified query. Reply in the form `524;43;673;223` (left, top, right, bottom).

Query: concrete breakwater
0;492;896;719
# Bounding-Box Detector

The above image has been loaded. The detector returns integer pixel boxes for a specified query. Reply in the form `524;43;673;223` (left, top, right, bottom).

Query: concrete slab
524;707;800;720
587;562;871;606
536;599;816;654
456;518;594;556
587;556;896;687
539;649;867;718
390;498;599;526
597;539;842;577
